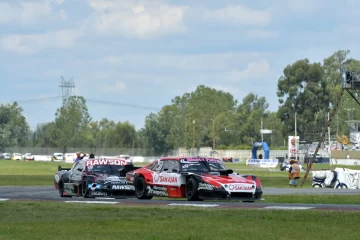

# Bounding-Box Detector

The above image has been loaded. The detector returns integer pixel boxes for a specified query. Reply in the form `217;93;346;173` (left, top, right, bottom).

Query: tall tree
32;122;56;147
277;59;330;140
52;96;91;152
323;50;360;137
235;93;269;145
187;85;237;148
0;102;29;150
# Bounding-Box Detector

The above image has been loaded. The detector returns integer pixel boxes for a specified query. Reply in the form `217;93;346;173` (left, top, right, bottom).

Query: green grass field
0;201;359;240
1;161;360;239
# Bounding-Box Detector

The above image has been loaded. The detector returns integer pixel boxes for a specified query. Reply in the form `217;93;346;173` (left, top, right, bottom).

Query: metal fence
3;147;288;160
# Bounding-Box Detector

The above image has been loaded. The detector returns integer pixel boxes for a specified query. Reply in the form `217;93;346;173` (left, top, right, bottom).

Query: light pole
261;117;264;142
295;112;297;160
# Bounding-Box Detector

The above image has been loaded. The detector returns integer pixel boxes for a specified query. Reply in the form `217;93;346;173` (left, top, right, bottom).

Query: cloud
1;29;83;54
104;81;127;93
227;60;270;82
0;1;52;24
203;5;271;26
286;0;318;12
53;0;66;4
58;9;68;20
246;29;277;39
100;52;270;72
87;0;187;38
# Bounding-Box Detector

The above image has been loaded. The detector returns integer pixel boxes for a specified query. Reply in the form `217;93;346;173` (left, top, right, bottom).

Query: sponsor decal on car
180;157;222;163
154;175;178;183
104;176;127;185
86;159;127;167
224;183;255;192
112;185;131;190
91;191;107;196
198;183;214;190
147;186;168;196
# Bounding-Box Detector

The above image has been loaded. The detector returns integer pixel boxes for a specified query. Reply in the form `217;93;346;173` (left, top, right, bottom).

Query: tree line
1;50;360;155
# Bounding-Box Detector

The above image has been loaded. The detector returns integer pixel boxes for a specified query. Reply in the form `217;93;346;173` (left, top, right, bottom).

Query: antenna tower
59;76;75;102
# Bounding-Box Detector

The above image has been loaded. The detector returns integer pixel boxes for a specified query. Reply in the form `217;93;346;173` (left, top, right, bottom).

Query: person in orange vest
288;160;301;187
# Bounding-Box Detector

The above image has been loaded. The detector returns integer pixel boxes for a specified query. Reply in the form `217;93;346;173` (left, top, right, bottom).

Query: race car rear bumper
88;184;136;197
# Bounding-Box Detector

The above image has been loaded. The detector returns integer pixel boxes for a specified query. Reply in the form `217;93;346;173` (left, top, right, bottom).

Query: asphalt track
1;186;360;211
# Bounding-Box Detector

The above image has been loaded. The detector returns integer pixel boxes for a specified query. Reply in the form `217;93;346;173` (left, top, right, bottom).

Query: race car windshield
88;165;124;174
181;161;226;172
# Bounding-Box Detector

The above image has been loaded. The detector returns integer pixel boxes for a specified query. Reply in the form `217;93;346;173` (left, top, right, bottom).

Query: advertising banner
288;136;299;159
246;159;278;168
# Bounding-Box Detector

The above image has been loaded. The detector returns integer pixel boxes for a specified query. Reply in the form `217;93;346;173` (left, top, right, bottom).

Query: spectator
288;160;301;187
74;152;85;163
89;153;95;158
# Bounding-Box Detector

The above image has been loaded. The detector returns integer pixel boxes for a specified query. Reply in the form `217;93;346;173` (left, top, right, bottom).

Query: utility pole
59;76;75;102
295;112;297;160
261;117;264;142
211;119;215;150
192;120;196;149
328;112;331;164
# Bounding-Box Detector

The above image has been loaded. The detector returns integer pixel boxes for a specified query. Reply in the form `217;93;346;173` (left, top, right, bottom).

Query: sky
2;0;360;131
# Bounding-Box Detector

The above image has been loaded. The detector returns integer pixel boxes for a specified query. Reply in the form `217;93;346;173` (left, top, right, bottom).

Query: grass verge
262;194;360;204
0;201;359;240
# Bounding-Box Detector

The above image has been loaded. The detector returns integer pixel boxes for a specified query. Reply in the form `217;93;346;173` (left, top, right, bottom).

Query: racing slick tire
82;179;91;198
185;177;202;201
135;176;153;200
59;181;71;198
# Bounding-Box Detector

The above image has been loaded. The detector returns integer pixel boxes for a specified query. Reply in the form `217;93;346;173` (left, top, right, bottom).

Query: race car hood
200;173;257;192
201;174;255;185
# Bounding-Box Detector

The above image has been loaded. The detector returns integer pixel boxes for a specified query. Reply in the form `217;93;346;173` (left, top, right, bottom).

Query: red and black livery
126;156;263;202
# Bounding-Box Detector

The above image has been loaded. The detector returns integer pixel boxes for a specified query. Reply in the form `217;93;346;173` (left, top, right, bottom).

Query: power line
3;97;162;111
85;98;161;111
5;96;62;104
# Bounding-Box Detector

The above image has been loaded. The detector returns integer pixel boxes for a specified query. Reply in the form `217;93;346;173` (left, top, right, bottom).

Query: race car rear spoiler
58;165;71;171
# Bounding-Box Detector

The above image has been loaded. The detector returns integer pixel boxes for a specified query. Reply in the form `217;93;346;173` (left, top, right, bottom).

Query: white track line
168;203;219;208
263;206;314;210
0;198;9;201
65;201;119;204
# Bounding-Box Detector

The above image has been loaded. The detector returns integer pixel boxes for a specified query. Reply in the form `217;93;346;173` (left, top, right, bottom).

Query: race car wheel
185;177;201;201
135;176;153;199
82;180;90;198
59;181;71;198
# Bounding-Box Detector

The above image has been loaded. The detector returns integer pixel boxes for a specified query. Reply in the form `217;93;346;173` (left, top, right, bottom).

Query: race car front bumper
197;187;263;201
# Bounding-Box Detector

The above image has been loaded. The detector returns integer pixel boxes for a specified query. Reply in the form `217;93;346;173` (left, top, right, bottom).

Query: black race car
54;158;138;198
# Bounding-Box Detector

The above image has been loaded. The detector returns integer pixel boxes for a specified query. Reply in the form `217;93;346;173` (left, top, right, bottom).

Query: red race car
126;156;263;202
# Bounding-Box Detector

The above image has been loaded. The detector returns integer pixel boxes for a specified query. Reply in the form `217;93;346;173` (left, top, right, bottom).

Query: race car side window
78;161;85;171
70;162;80;172
160;160;171;172
166;160;180;173
154;160;164;171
